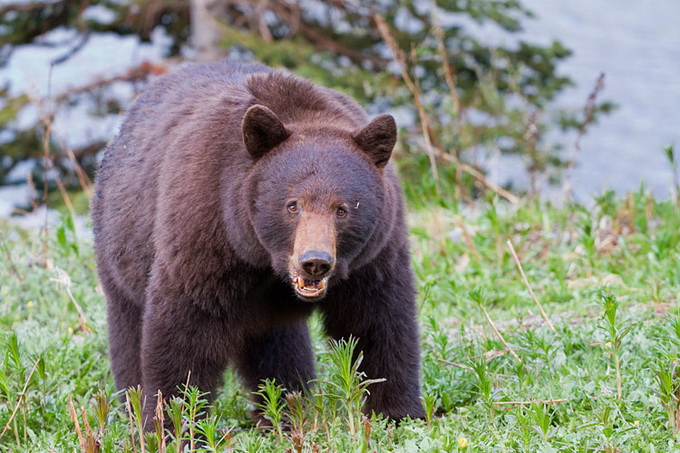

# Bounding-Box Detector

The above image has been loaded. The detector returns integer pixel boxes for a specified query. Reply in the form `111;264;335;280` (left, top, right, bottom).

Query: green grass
1;188;679;452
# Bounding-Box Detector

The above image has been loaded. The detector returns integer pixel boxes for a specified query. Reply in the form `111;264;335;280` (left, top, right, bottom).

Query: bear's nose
300;250;334;278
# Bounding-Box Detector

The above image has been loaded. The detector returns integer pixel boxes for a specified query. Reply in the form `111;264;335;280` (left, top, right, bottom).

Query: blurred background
1;0;679;220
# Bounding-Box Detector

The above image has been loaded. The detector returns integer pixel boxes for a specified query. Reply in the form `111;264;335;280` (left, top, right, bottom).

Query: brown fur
91;60;424;426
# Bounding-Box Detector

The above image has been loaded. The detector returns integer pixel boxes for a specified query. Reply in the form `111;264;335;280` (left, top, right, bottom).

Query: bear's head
240;105;397;302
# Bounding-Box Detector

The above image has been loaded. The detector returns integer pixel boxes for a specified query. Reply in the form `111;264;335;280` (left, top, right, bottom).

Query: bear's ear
242;105;290;159
352;114;397;168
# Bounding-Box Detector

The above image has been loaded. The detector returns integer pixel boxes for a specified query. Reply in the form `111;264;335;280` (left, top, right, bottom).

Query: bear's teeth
292;274;328;298
302;278;325;290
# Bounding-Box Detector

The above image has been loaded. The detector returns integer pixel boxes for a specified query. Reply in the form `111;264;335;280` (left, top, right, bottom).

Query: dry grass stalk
52;168;76;216
493;398;568;406
443;154;521;204
436;358;473;371
79;405;101;453
65;144;94;196
455;215;481;261
478;303;521;363
40;108;54;238
439;349;513;372
375;13;520;205
80;406;91;436
51;268;92;333
506;239;556;332
154;391;167;453
374;14;440;187
0;359;40;442
67;395;86;452
124;394;139;453
34;93;79;219
433;23;469;147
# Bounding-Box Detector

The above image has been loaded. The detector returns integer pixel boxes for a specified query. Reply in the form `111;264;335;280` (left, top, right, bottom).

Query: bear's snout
300;250;334;279
290;212;336;301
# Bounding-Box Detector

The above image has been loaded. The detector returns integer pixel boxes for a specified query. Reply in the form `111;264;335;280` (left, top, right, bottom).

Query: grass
1;187;679;452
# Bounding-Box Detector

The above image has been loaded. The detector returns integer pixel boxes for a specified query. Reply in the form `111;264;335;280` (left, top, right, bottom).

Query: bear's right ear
352;114;397;168
242;105;290;159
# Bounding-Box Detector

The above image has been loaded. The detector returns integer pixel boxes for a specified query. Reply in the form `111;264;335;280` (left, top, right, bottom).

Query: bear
91;59;424;426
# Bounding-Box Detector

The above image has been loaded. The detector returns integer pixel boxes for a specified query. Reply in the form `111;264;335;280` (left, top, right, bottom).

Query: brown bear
91;60;424;426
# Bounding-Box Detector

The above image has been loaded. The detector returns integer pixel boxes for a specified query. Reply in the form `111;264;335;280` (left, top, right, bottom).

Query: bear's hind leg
140;304;231;430
235;321;315;412
103;281;144;393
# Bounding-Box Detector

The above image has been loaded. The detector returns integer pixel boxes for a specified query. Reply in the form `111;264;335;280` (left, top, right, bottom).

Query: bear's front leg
140;296;230;430
320;247;425;420
235;320;315;423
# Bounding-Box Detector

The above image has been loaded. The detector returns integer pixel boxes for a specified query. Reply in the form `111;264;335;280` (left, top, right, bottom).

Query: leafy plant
312;337;385;435
598;291;631;400
254;379;286;438
653;359;680;433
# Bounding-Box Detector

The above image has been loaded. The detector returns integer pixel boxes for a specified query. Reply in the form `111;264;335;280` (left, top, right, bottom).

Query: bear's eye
287;202;299;214
336;207;347;218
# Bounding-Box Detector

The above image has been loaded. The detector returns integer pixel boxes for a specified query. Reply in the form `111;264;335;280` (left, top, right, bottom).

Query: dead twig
375;13;521;205
455;215;481;261
66;396;86;453
436;358;472;371
441;154;521;205
374;14;440;188
478;304;522;363
433;23;469;147
63;143;94;197
55;62;168;104
0;359;40;442
51;268;92;334
493;398;568;406
506;239;556;332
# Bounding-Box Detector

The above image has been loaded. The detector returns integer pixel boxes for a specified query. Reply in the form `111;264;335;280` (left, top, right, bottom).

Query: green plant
180;385;210;449
165;395;186;452
312;337;385;435
469;357;497;417
598;291;631;400
193;416;232;452
254;379;286;438
652;359;680;433
664;144;679;205
55;211;80;257
524;401;555;442
124;386;146;453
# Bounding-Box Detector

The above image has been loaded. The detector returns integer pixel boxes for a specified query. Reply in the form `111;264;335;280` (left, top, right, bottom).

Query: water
516;0;680;200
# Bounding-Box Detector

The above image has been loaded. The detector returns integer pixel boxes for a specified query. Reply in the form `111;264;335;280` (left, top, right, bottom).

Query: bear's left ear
242;105;290;159
352;114;397;168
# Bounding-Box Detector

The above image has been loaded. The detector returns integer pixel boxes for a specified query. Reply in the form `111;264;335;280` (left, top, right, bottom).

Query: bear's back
92;61;275;300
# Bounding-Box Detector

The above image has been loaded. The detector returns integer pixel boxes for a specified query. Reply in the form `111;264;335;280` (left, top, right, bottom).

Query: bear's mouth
292;273;329;301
